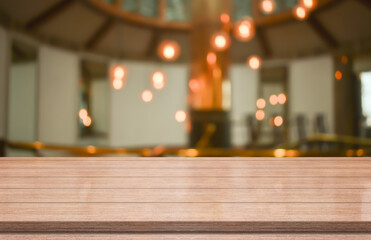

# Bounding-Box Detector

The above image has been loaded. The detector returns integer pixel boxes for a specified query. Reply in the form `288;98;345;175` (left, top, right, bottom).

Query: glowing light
141;90;153;103
294;6;308;20
112;65;125;79
82;116;92;127
112;78;124;90
300;0;316;10
34;141;42;150
260;0;275;14
341;55;348;64
356;149;364;157
207;52;217;65
179;149;199;157
346;149;354;157
86;145;96;154
274;149;286;157
157;40;181;61
220;13;230;23
189;79;202;93
256;98;266;109
269;94;278;105
277;93;287;104
151;71;166;90
175;110;187;122
256;110;265;121
335;70;342;80
233;17;255;42
210;31;231;51
247;55;262;70
79;108;88;119
274;116;283;127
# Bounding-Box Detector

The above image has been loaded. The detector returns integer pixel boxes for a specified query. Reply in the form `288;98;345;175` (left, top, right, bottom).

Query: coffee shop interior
0;0;371;158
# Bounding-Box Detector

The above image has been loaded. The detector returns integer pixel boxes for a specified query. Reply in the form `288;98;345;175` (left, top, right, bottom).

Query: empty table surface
0;157;371;234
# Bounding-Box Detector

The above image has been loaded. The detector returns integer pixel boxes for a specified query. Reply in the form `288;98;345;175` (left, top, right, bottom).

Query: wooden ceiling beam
255;27;272;58
26;0;74;29
354;0;371;11
85;18;114;50
307;15;338;49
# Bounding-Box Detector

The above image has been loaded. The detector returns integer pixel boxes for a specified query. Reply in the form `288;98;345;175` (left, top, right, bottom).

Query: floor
0;157;371;238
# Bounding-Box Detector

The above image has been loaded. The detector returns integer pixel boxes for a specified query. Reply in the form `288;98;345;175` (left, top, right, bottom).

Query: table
1;157;371;239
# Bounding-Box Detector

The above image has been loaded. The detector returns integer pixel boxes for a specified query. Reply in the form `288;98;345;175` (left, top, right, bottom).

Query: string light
175;110;187;122
274;116;283;127
210;31;231;51
79;109;88;119
256;98;266;109
335;70;342;80
277;93;287;104
300;0;317;10
247;55;262;70
269;94;278;105
141;90;153;102
233;17;255;42
110;65;127;90
82;116;92;127
157;40;181;61
293;6;308;20
260;0;275;14
256;110;265;121
151;71;166;90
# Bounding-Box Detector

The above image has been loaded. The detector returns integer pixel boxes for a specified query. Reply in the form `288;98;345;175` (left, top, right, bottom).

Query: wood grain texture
0;157;371;233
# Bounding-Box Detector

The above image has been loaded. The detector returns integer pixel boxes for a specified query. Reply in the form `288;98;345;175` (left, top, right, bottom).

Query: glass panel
166;0;191;22
122;0;158;18
233;0;253;21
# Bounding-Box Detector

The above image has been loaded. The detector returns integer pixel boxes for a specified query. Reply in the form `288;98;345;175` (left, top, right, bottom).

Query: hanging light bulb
151;71;166;90
247;55;262;70
110;65;126;90
293;6;308;20
260;0;275;14
233;17;255;42
300;0;317;10
141;90;153;103
157;40;181;61
210;31;231;51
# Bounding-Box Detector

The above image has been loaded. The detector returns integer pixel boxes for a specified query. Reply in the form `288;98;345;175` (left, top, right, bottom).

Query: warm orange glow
175;110;187;122
277;93;287;104
207;52;217;65
256;98;266;109
274;149;286;157
211;31;231;51
220;13;230;23
82;116;92;127
341;55;348;64
260;0;275;14
335;70;342;80
141;90;153;102
86;145;96;154
112;78;124;90
293;6;308;20
300;0;317;10
256;110;265;121
247;55;262;70
112;65;126;79
346;149;354;157
151;71;166;90
79;108;88;119
274;116;283;127
34;141;42;150
233;17;255;42
356;149;364;157
158;40;181;61
189;79;202;93
269;94;278;105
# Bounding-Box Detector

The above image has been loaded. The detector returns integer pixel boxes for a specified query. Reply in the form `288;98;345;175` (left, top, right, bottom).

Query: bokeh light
79;108;88;119
151;71;166;90
274;148;286;157
335;70;342;80
189;79;202;93
233;17;255;42
256;110;265;121
260;0;275;14
256;98;266;109
207;52;217;65
112;65;125;79
141;90;153;102
247;55;262;70
82;116;92;127
277;93;287;104
157;40;181;61
112;78;124;90
210;31;231;51
175;110;187;122
269;94;278;105
220;13;230;23
300;0;316;10
294;6;308;20
274;116;283;127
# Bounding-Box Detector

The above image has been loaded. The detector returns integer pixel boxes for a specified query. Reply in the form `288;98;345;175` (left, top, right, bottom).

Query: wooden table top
1;157;371;234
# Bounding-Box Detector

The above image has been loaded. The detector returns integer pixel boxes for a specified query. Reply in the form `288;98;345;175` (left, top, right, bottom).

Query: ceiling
0;0;370;62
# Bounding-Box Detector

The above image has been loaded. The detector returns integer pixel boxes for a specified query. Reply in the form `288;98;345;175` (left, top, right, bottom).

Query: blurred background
0;0;370;157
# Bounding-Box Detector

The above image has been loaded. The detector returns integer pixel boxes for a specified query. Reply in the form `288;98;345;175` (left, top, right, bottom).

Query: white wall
91;79;109;135
0;27;8;139
38;46;79;145
110;62;188;147
230;65;259;147
8;62;37;142
289;55;334;140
